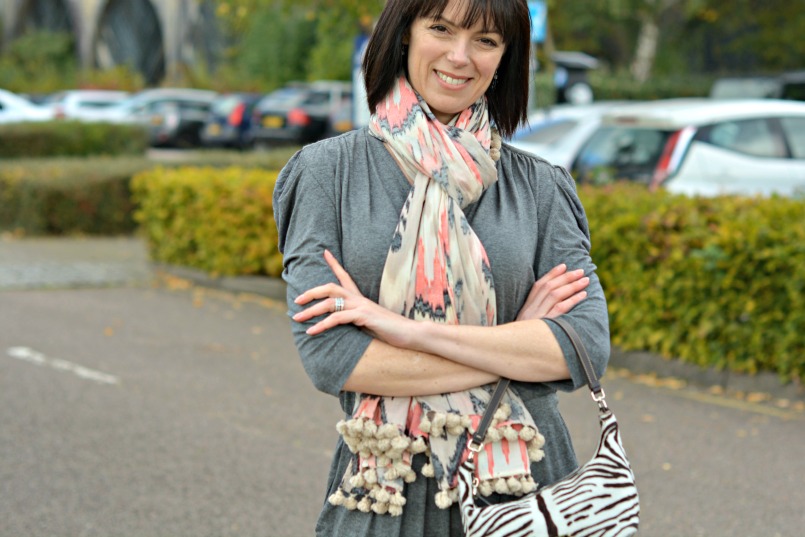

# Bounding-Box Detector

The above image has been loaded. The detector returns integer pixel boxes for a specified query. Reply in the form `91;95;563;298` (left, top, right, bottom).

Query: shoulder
274;129;374;204
498;142;589;233
498;142;579;200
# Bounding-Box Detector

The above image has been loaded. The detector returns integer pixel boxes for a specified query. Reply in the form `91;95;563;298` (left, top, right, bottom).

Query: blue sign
529;1;547;43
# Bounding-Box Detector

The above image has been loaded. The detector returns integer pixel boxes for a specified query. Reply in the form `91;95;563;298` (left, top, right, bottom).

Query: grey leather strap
470;317;605;449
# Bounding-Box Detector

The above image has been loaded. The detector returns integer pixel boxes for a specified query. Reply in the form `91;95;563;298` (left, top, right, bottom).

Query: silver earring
490;71;499;91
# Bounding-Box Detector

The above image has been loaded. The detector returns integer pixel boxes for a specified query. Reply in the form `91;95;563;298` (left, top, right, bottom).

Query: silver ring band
334;297;345;312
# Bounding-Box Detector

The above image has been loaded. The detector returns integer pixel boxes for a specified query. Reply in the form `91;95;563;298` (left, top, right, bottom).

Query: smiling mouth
436;71;469;86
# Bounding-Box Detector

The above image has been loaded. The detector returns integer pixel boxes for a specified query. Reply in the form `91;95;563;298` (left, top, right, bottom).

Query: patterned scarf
328;77;545;517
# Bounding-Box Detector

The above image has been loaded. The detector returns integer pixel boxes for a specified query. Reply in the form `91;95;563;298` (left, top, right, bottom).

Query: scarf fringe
331;408;547;515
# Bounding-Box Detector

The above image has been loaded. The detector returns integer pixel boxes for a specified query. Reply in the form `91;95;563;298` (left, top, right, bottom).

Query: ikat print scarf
328;77;545;517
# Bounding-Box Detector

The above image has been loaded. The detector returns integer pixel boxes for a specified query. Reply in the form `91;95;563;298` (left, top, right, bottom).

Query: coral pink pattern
328;78;545;517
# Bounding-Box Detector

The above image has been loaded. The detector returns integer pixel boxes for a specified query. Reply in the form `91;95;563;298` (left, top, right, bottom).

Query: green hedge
580;183;805;384
0;121;149;158
131;166;283;278
0;157;152;235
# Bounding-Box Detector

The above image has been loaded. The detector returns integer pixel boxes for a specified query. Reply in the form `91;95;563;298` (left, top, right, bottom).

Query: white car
571;98;805;197
509;101;634;169
0;88;54;124
42;90;131;121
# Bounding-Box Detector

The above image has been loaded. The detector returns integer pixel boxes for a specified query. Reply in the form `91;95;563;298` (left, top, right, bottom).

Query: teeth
436;71;468;85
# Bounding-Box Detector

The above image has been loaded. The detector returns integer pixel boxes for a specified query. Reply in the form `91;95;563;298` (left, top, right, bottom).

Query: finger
546;291;588;318
294;282;343;305
306;310;355;336
531;269;587;306
324;250;360;293
292;296;342;322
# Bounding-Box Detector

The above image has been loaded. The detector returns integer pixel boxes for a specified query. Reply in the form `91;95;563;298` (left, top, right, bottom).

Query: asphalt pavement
1;236;803;537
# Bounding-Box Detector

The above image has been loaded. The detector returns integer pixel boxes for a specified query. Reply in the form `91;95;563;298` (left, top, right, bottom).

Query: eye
430;24;449;33
479;37;499;47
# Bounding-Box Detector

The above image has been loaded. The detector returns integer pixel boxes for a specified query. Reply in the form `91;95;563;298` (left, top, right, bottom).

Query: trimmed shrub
0;121;149;158
131;166;283;278
580;183;805;384
0;157;152;235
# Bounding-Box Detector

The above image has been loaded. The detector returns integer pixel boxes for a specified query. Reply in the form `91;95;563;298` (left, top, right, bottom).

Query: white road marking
6;346;120;385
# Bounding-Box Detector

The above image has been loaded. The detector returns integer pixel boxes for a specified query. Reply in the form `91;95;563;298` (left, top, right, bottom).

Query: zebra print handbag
457;317;640;536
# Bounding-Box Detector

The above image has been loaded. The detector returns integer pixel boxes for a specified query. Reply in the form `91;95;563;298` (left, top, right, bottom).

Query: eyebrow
431;14;501;35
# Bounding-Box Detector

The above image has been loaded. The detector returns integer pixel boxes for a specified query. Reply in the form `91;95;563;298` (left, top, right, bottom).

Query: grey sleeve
535;165;610;392
273;147;373;397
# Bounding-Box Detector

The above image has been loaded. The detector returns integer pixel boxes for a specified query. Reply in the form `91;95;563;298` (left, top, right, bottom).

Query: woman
273;0;610;535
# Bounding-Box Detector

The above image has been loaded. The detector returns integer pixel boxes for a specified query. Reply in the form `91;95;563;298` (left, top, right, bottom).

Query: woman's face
405;0;506;124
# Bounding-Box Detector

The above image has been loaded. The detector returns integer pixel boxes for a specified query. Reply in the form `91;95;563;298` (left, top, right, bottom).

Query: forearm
342;339;499;397
408;319;571;383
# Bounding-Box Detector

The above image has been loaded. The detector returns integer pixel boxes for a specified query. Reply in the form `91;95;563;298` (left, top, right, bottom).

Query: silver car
0;89;54;124
572;98;805;197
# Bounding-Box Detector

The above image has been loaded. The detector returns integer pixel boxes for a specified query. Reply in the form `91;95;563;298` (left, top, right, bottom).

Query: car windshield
573;126;672;183
515;119;579;145
211;96;243;115
259;88;306;108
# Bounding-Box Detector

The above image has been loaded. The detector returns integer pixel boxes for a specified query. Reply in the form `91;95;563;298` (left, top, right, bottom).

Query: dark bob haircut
362;0;531;138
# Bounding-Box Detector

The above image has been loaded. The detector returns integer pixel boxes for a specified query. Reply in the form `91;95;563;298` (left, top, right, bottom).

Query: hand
292;250;416;347
516;264;589;321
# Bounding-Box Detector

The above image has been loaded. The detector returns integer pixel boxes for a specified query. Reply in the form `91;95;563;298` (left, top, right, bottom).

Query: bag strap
468;317;608;453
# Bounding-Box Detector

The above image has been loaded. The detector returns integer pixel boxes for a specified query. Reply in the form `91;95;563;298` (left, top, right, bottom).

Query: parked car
509;101;633;169
571;98;805;197
710;71;805;101
42;90;131;121
200;92;263;149
92;88;217;147
248;81;352;147
0;88;54;123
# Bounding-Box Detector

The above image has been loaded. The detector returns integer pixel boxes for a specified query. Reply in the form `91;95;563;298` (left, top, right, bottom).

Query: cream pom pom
349;473;365;488
478;480;494;497
389;491;407;507
389;504;404;517
419;414;432;433
434;490;453;509
374;488;391;503
335;420;348;435
328;490;346;506
421;463;435;478
527;444;545;462
430;413;447;435
346;418;364;436
357;497;372;513
344;496;358;510
503;426;520;442
521;476;538;494
378;423;398;439
494;478;509;495
506;476;523;494
364;468;378;485
371;501;389;515
409;437;427;453
519;426;537;442
362;420;378;437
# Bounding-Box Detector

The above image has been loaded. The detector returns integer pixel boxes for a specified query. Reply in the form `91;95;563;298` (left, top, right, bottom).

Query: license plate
262;116;283;128
207;123;221;136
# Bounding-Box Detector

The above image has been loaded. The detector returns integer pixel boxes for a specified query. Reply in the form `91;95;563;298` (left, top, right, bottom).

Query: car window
211;96;241;115
780;117;805;159
516;119;579;145
574;126;670;182
179;101;211;113
303;91;330;106
698;118;785;158
781;82;805;101
258;89;306;108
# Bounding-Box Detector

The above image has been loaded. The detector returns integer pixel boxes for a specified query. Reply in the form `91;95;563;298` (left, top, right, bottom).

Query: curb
158;263;804;404
610;349;804;403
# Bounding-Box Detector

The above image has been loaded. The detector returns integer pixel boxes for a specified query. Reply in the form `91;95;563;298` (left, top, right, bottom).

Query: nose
446;39;470;66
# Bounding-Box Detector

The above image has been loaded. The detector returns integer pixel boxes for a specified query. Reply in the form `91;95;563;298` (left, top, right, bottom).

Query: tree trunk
631;16;659;83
